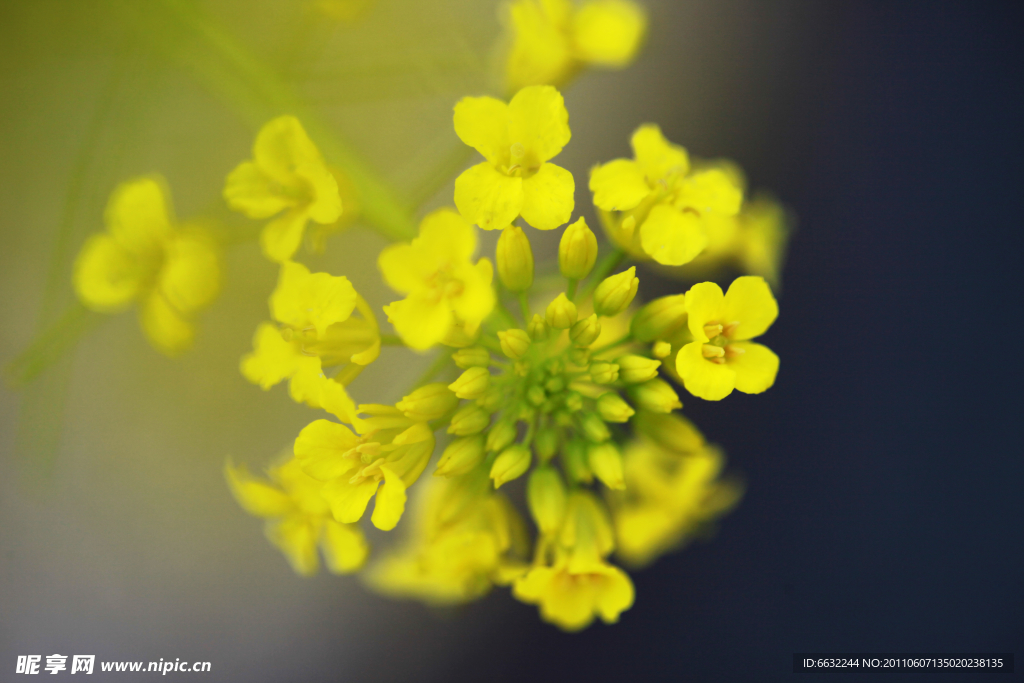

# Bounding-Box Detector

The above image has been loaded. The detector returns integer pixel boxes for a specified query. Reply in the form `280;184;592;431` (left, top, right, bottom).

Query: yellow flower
225;458;369;576
240;261;379;422
379;208;495;350
504;0;647;92
590;125;744;266
223;115;342;263
611;438;741;568
453;85;574;231
675;276;779;400
367;473;529;605
73;176;220;356
513;491;634;630
292;411;436;531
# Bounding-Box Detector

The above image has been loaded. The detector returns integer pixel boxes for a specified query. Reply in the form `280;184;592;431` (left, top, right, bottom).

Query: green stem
6;304;98;389
580;248;626;301
566;278;578;302
379;334;405;346
412;349;455;389
590;333;633;356
518;291;531;324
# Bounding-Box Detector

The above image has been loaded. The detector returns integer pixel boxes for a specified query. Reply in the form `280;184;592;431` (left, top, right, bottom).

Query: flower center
701;321;743;365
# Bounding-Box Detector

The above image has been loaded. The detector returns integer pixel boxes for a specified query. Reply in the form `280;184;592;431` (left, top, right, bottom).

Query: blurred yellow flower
676;276;779;400
224;116;342;263
504;0;647;92
73;176;220;356
453;85;574;231
379;208;495;350
225;458;369;576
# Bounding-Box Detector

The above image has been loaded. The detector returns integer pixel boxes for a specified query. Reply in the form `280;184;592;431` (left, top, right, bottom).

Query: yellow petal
675;341;735;401
260;207;308;263
270;261;357;337
371;465;407;530
223;161;295;219
683;281;724;341
265;515;320;576
104;177;172;253
721;275;779;341
571;0;646;67
320;379;364;428
295;161;342;225
378;243;430;294
631;124;689;182
288;356;328;408
323;476;380;524
594;563;635;623
293;419;360;481
224;461;293;518
139;292;193;356
72;234;146;312
639;204;708;266
508;85;571;165
589;158;649;212
157;232;220;315
676;168;743;216
418;207;478;264
252;115;322;185
520;162;574;230
729;341;779;394
454;162;524;230
240;322;304;390
384;297;453;352
320;520;369;574
450;259;496;331
506;0;575;92
453;96;511;167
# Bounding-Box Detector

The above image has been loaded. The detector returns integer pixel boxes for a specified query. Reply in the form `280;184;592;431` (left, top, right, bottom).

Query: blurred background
1;1;1021;681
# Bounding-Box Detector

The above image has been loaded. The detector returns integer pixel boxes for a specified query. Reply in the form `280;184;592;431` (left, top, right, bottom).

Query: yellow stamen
703;323;723;339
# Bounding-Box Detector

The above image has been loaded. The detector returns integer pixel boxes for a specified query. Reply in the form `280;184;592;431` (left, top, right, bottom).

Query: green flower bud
634;411;705;454
562;439;592;483
596;392;635;423
528;313;550;341
490;444;531;488
447;403;491;435
594;266;639;317
568;347;590;366
527;467;567;535
558;217;598;280
435;435;486;477
452;346;491;369
485;419;517;452
617;354;661;383
587;442;625;490
564;392;584;412
498;328;531;359
629;378;682;413
570;313;601;347
589;361;620;385
534;426;559;461
630;294;687;342
396;382;458;421
527;385;547;406
544;376;565;393
496;225;534;292
652;340;672;359
545;292;578;329
581;412;610;442
476;387;502;412
448;366;490;399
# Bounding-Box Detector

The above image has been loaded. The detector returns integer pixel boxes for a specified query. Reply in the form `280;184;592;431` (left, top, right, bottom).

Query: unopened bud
617;354;661;384
589;361;619;385
630;294;687;342
452;346;491;369
545;292;578;329
534;426;559;461
527;385;546;406
496;225;534;292
396;383;457;421
570;314;601;347
564;392;584;412
498;328;531;359
449;367;490;399
563;439;592;483
527;467;568;534
490;444;531;488
597;392;635;423
476;387;502;412
652;340;672;358
594;266;639;317
440;321;477;348
629;379;682;413
485;419;517;452
634;411;705;454
569;347;590;366
588;442;625;490
435;435;485;477
581;412;610;442
447;403;490;435
528;313;549;341
558;217;598;280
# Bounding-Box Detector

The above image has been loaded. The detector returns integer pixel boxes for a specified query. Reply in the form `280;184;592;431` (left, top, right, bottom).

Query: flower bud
528;313;549;341
527;385;547;406
440;320;478;348
634;411;705;454
490;444;531;488
558;217;598;280
447;403;490;435
449;366;490;399
476;387;502;412
568;347;590;366
545;292;578;329
452;346;491;369
629;379;682;413
594;266;639;317
587;443;625;490
498;328;531;359
527;467;567;535
564;392;584;412
534;426;559;461
563;439;592;483
570;314;601;347
617;354;661;383
435;435;486;477
630;294;687;342
581;412;610;442
589;361;619;385
485;419;517;452
496;225;534;292
597;392;635;423
652;340;672;358
396;383;457;421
